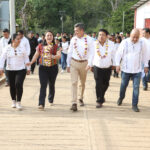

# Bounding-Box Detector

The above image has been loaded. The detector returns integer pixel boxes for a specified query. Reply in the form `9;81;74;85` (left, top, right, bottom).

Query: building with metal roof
131;0;149;9
131;0;150;28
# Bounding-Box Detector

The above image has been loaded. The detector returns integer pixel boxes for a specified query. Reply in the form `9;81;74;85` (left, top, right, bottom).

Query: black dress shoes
70;104;78;111
96;102;102;108
143;86;147;91
117;98;123;106
132;105;140;112
79;99;84;106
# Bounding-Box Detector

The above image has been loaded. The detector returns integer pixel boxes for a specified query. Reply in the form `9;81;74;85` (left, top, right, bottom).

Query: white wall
136;1;150;28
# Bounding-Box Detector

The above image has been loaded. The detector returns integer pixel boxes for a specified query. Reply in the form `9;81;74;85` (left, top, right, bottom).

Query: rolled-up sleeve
26;38;31;56
0;40;2;56
23;48;30;70
0;47;7;70
87;39;94;67
67;39;74;67
111;42;116;66
115;41;125;66
142;40;149;68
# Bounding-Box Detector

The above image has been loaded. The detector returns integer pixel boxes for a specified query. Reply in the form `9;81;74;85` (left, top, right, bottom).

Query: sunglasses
14;49;17;55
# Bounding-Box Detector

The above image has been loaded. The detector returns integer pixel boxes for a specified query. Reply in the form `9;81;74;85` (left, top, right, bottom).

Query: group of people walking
0;23;150;112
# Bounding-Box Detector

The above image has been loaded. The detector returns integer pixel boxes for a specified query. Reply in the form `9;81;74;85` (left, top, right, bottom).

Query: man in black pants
28;31;38;74
93;29;115;108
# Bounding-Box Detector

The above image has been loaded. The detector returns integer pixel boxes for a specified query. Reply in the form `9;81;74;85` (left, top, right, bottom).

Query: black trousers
8;69;26;102
39;65;58;107
4;61;9;84
29;54;36;73
93;66;111;103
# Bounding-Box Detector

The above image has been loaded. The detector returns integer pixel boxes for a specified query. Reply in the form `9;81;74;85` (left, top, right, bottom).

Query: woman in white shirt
61;36;69;73
113;36;122;78
0;34;30;110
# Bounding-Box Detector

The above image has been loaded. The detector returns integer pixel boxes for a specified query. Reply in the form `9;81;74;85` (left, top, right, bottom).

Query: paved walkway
0;67;150;150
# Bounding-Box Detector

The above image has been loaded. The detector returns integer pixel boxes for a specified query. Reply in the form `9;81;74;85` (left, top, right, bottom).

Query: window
145;18;150;28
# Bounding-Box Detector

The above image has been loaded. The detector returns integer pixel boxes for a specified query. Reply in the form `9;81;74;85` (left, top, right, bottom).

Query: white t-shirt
62;41;69;54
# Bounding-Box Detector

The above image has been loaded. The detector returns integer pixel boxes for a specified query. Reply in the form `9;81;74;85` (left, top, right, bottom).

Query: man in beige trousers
67;23;94;111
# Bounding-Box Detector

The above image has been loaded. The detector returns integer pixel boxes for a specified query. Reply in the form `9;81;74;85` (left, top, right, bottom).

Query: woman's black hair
116;36;122;43
62;36;67;41
8;33;18;44
43;31;55;46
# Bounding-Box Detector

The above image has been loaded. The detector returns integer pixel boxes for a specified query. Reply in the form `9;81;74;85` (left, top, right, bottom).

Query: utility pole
59;11;65;33
60;15;64;33
122;11;125;33
9;0;16;35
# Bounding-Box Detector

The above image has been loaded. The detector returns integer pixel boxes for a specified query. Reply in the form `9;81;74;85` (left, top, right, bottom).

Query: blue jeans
142;70;150;88
119;72;141;106
61;52;67;70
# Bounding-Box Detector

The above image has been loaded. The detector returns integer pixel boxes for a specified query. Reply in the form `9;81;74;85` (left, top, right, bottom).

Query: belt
72;57;87;63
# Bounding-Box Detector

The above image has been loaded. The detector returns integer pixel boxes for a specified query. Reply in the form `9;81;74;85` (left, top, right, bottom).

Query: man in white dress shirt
67;23;94;111
0;29;10;56
142;28;150;91
93;29;115;108
0;29;10;86
18;30;31;56
116;29;149;112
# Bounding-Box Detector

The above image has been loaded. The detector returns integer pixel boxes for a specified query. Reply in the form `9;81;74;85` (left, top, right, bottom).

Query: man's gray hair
74;23;85;30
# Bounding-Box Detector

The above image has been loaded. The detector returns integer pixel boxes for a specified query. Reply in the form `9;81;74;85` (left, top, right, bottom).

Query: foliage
109;0;139;33
15;0;139;34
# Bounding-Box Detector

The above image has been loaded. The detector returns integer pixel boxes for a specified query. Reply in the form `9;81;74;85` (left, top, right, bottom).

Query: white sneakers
16;102;22;110
11;100;16;108
50;103;54;106
61;70;65;73
11;100;22;110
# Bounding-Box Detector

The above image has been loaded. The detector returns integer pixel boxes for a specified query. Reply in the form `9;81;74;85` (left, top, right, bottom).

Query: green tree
108;0;139;33
15;0;35;32
15;0;139;34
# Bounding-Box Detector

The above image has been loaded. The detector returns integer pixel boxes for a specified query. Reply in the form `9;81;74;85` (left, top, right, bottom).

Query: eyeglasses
14;49;17;55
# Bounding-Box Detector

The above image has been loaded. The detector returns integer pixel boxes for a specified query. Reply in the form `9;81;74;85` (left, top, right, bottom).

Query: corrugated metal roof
131;0;150;9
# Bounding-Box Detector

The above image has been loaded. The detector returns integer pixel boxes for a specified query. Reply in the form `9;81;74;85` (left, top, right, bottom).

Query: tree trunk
109;0;120;11
20;0;28;33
